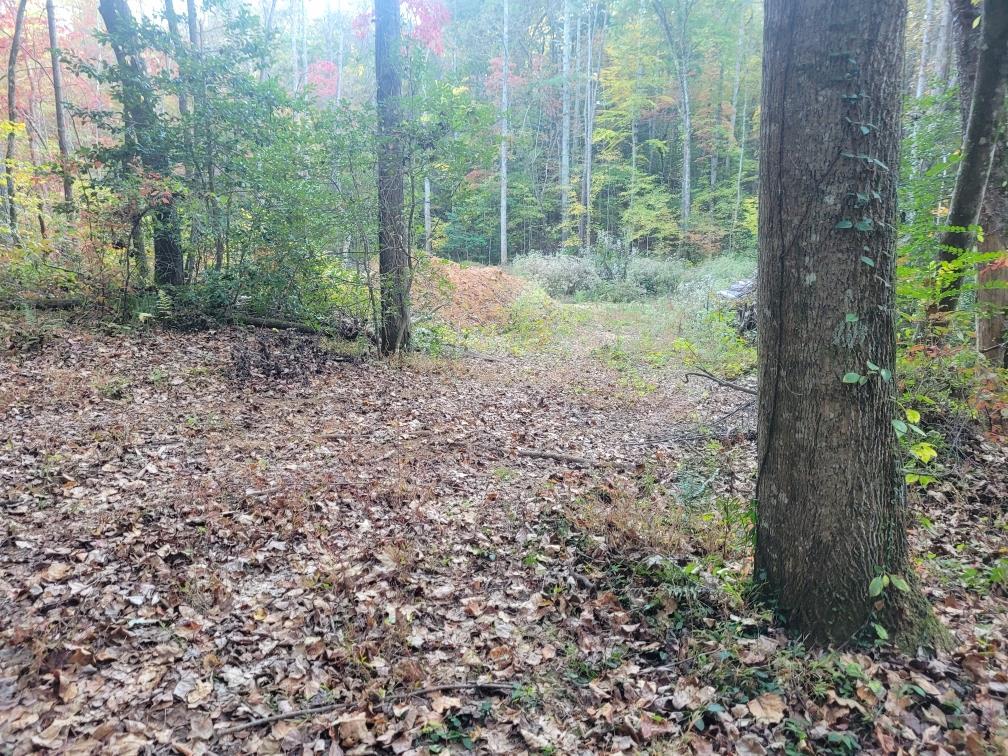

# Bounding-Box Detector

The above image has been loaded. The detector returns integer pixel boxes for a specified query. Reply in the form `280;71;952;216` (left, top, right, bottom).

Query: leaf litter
0;321;1006;754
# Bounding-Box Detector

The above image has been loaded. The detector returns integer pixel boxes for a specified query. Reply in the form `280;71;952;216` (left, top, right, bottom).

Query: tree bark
424;175;432;255
934;0;1008;315
4;0;28;241
756;0;938;645
499;0;509;266
375;0;411;353
915;0;935;99
932;0;953;93
45;0;73;207
560;0;572;248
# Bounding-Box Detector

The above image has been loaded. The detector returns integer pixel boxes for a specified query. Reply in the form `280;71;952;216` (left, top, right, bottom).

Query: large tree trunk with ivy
756;0;938;645
99;0;185;287
375;0;411;354
948;0;1008;366
934;0;1008;319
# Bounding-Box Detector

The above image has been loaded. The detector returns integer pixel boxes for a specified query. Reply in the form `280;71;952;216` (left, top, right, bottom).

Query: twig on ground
683;365;757;396
215;682;515;738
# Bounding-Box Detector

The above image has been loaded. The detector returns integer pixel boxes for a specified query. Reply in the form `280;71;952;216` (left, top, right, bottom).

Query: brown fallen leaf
747;692;785;724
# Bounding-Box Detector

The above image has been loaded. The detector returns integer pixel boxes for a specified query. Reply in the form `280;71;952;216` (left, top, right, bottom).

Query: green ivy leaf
892;419;908;437
880;368;892;382
836;219;854;230
866;360;880;372
845;313;859;323
869;576;885;597
843;372;862;384
872;622;889;640
856;218;875;232
890;575;910;592
860;255;875;267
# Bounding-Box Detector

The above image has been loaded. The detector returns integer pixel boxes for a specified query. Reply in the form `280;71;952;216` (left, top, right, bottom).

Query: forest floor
1;297;1007;755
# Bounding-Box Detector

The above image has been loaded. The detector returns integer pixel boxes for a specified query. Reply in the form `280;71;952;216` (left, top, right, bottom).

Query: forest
0;0;1006;753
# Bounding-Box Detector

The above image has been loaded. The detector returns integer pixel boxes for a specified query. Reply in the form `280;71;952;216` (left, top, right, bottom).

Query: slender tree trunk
677;61;691;229
45;0;73;207
757;0;938;645
915;0;935;99
582;3;603;255
934;0;1008;314
710;61;722;188
728;4;746;155
424;175;432;255
560;0;572;248
932;0;952;93
728;74;748;254
653;1;692;231
375;0;411;353
947;0;1008;364
499;0;509;265
4;0;29;241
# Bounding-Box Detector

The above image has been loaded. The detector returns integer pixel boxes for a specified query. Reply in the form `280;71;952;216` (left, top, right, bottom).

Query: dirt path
1;325;1004;755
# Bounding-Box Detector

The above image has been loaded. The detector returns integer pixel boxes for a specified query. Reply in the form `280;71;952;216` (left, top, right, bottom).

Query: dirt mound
414;258;529;329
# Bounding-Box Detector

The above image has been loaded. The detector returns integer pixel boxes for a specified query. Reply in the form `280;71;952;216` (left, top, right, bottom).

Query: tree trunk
932;0;953;93
499;0;509;266
756;0;938;645
45;0;73;207
4;0;28;241
99;0;185;286
424;175;432;255
727;74;748;254
710;61;722;188
728;4;746;158
677;60;691;230
947;0;1008;365
934;0;1008;314
560;0;572;248
375;0;411;353
653;1;692;231
915;0;935;99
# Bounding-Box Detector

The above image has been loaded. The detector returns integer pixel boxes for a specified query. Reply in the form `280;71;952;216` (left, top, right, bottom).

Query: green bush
626;257;683;296
512;253;601;297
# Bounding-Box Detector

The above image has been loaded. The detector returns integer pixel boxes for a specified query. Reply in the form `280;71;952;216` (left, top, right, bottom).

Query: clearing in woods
1;275;1006;753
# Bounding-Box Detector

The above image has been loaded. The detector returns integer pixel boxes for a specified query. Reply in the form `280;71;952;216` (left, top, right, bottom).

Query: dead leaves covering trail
0;325;1006;755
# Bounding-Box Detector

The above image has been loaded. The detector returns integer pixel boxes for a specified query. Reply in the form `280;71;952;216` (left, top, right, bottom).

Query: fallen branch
683;366;757;396
215;681;515;738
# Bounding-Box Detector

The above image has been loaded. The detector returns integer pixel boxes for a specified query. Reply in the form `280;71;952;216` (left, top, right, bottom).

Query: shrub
583;280;648;303
627;257;684;296
512;253;601;297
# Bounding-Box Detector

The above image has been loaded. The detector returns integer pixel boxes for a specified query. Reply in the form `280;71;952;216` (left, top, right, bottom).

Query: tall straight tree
934;0;1008;318
45;0;73;207
653;0;694;231
756;0;938;644
375;0;411;353
4;0;28;240
499;0;509;266
559;0;572;246
944;0;1008;365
